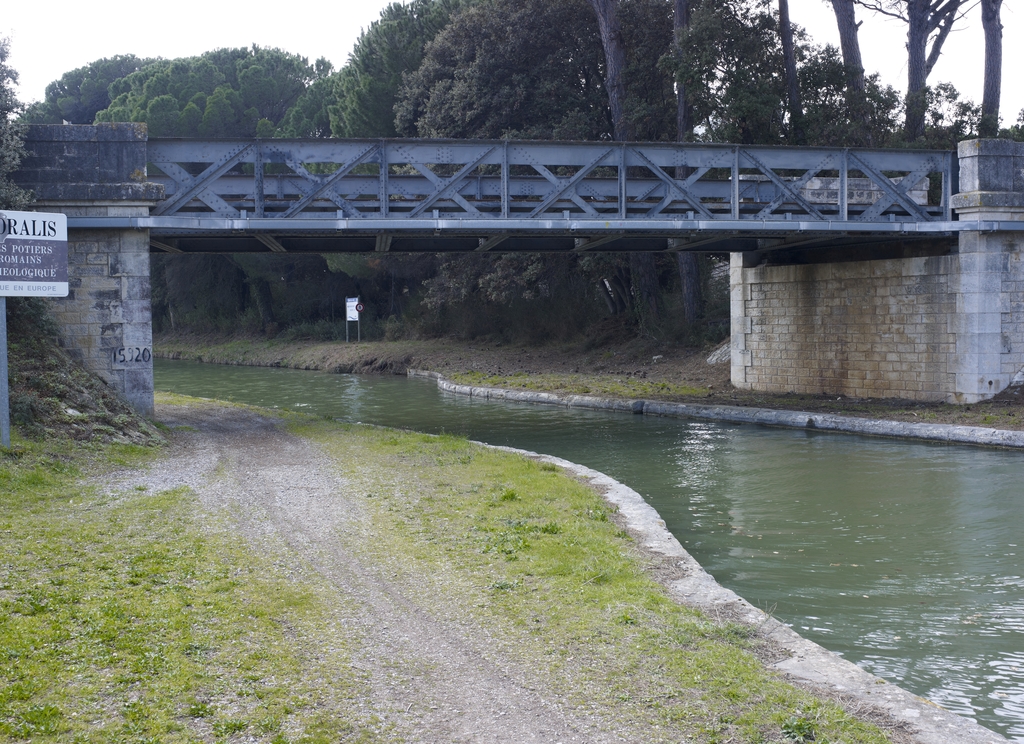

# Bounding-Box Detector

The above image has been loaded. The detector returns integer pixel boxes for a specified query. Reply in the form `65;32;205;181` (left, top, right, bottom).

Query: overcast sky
3;0;1021;129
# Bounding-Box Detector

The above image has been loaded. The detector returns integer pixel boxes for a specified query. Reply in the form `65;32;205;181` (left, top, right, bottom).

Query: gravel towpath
109;402;626;743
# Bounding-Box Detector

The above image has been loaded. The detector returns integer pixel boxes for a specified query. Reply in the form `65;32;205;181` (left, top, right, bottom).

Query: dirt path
113;402;627;743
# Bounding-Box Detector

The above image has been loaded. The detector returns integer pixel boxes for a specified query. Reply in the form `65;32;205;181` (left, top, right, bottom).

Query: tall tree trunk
587;0;633;142
251;278;276;331
905;1;930;140
830;0;865;93
673;0;701;324
778;0;805;144
674;0;691;139
676;253;701;324
980;0;1003;137
830;0;872;144
588;0;660;324
630;251;661;328
903;0;962;140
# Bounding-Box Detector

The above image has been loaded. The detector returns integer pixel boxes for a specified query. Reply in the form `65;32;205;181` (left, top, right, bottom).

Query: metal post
254;139;265;218
731;147;740;220
0;297;10;449
618;144;626;219
501;140;509;219
379;140;389;218
944;150;956;221
839;149;849;222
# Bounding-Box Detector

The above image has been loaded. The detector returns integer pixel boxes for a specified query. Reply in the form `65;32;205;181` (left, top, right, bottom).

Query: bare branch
925;0;961;75
852;0;907;22
925;0;963;34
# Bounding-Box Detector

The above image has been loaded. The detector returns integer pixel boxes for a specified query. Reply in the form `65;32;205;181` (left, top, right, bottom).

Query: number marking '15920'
113;347;152;364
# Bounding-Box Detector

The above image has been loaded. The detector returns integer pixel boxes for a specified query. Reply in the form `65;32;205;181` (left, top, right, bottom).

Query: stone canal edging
413;369;1010;743
410;370;1024;449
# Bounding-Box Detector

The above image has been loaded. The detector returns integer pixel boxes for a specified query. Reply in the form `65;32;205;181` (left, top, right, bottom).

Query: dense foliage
0;37;30;211
22;55;153;126
15;0;1020;345
396;0;610;140
332;0;472;138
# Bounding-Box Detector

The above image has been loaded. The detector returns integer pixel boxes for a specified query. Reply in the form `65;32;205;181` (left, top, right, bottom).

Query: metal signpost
345;297;362;342
0;210;69;448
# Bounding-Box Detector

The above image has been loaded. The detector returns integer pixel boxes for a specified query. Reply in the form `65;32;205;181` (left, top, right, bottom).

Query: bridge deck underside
146;230;958;256
130;138;959;254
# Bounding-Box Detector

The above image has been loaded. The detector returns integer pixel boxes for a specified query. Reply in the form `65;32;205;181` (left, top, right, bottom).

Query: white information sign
346;296;360;322
0;210;69;297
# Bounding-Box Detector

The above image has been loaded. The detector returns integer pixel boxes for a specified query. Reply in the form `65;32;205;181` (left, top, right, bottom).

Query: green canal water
155;358;1024;740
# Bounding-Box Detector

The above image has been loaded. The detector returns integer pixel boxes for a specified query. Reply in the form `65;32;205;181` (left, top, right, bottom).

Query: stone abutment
14;124;162;415
731;139;1024;403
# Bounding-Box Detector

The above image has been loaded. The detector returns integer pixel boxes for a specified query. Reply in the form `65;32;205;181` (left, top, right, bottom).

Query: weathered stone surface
730;253;959;400
729;139;1024;403
14;123;163;203
14;124;160;417
427;371;1024;455
957;138;1024;193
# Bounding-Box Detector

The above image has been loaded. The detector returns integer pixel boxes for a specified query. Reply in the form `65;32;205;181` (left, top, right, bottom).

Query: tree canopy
0;37;30;210
396;0;610;140
330;0;472;138
91;46;320;138
22;55;153;126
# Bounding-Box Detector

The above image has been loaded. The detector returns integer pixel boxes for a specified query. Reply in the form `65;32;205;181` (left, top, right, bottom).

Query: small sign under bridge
346;297;362;342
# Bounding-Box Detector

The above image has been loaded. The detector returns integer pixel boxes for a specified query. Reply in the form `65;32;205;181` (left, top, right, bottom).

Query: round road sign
355;303;364;313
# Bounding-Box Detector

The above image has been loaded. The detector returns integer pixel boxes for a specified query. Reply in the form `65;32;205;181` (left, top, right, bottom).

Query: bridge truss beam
61;137;1015;254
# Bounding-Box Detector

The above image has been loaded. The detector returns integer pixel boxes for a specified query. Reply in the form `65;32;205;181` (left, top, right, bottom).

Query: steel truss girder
108;128;989;255
142;138;954;235
278;142;380;218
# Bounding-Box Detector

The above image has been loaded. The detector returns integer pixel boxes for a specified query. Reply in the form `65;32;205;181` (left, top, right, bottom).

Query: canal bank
154;332;1024;435
116;396;934;743
425;372;1024;449
495;443;1008;744
425;369;1023;739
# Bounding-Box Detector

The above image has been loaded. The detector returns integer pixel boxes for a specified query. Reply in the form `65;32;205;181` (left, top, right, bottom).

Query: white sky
3;0;1021;128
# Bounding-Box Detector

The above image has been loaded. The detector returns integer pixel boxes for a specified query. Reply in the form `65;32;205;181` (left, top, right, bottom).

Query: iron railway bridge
65;138;1002;255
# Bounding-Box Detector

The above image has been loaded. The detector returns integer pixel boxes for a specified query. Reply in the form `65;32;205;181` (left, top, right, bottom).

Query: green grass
447;370;708;399
297;419;895;744
0;436;384;744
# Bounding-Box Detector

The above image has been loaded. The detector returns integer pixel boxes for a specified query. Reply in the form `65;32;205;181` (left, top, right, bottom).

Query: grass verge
0;434;384;744
295;417;897;744
446;370;708;399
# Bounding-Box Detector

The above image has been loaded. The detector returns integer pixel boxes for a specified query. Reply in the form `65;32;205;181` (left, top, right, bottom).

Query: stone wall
731;255;959;400
14;124;162;416
50;209;155;415
732;139;1024;404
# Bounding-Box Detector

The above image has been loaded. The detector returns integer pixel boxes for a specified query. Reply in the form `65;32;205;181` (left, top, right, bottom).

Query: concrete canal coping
411;370;1024;450
410;369;1012;744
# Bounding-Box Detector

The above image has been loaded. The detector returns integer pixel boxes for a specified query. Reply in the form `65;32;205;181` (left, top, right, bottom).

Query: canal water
155;358;1024;741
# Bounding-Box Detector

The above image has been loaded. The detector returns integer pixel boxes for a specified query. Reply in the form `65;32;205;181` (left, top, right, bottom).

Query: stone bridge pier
14;124;162;416
731;139;1024;404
